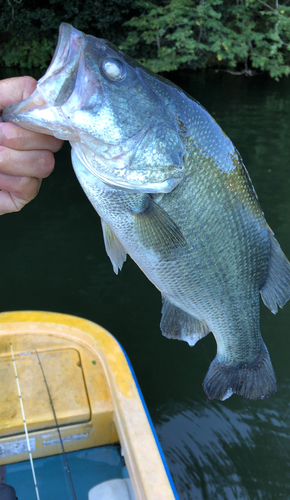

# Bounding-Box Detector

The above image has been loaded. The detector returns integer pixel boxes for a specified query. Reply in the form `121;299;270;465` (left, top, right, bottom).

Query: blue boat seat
88;478;135;500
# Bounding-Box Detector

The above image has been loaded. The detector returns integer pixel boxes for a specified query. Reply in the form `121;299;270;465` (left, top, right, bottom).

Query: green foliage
122;0;290;79
1;39;55;70
1;0;290;78
0;0;138;69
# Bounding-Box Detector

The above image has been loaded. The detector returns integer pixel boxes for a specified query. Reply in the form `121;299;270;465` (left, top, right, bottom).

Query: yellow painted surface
0;311;176;500
0;349;90;436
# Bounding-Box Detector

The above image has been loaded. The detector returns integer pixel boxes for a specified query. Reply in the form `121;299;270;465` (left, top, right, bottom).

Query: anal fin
260;231;290;314
160;294;210;346
101;219;127;275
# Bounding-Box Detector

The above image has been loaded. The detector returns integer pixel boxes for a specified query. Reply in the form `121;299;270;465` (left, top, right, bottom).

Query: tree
122;0;290;79
1;0;290;79
0;0;138;69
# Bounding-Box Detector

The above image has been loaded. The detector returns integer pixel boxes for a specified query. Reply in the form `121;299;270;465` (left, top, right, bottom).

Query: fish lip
37;23;84;106
44;23;76;75
2;89;47;120
3;23;84;121
38;23;83;89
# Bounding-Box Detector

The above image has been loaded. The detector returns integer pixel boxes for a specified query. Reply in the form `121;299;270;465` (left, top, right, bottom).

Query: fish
3;23;290;401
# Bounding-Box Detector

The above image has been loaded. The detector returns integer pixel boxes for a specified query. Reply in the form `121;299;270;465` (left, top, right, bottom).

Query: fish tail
203;341;277;401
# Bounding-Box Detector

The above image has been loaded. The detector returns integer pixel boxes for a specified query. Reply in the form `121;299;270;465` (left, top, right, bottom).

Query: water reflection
155;393;290;499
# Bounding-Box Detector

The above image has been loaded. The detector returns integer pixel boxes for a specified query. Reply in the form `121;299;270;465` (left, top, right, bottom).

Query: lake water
1;67;290;500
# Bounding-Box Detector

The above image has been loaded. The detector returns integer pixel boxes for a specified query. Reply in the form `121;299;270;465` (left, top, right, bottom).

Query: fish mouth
3;23;184;193
2;91;47;117
3;23;84;128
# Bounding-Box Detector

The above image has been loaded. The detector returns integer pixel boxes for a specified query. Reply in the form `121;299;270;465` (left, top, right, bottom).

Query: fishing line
35;349;77;500
10;343;40;500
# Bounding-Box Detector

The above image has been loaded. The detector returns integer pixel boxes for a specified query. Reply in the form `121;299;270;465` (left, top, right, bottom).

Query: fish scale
3;23;290;401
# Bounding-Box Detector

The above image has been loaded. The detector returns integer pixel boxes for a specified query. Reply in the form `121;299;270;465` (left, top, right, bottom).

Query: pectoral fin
131;195;187;256
101;219;127;274
160;294;210;346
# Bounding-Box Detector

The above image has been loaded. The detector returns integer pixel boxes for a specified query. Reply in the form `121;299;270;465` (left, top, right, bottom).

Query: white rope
10;343;40;500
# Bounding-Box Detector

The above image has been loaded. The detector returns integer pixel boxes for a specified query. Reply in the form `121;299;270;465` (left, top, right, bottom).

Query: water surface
1;67;290;499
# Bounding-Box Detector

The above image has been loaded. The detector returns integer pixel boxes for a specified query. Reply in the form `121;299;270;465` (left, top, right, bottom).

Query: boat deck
0;311;178;499
5;445;128;500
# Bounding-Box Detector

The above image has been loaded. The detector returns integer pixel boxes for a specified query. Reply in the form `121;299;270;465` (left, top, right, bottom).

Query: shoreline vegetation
1;0;290;79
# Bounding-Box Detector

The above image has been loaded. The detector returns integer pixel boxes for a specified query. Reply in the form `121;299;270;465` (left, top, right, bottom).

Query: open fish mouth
36;23;84;107
3;23;185;193
2;24;83;135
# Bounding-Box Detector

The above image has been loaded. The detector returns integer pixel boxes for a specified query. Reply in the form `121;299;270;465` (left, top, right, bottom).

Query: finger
0;122;63;153
0;76;37;110
0;146;55;179
0;175;42;215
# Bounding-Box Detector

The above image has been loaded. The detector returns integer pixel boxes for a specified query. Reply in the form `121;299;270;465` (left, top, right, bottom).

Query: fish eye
102;58;126;82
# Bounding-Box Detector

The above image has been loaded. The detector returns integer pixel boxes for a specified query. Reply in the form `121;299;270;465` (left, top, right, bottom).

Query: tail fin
203;341;277;401
260;231;290;314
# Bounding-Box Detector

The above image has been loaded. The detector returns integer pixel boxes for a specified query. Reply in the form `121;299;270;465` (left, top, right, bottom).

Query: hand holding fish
0;76;63;215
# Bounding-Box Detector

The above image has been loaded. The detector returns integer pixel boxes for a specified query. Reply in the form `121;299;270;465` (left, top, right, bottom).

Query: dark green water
1;67;290;499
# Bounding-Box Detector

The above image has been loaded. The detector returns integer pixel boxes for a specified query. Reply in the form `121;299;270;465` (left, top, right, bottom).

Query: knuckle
17;176;41;200
0;123;27;150
17;175;31;190
22;76;37;100
0;147;10;171
52;139;64;153
39;151;55;177
0;145;7;158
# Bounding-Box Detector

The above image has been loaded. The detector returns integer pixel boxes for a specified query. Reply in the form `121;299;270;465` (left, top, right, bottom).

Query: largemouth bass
3;24;290;401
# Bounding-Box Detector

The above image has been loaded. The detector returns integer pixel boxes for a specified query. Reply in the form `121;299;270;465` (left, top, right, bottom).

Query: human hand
0;76;63;215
